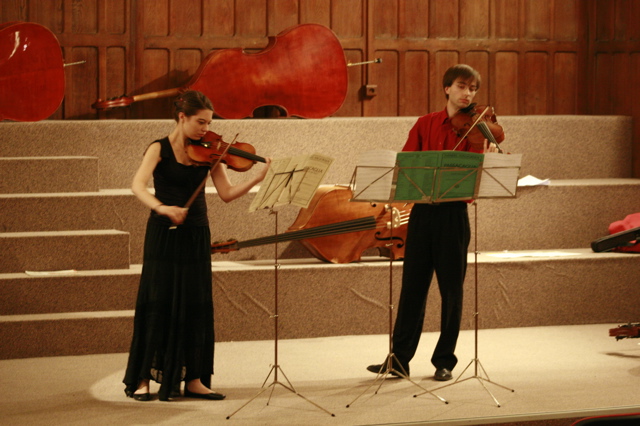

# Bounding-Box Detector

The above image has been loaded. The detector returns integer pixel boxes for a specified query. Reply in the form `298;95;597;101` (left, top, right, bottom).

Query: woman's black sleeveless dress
123;137;214;401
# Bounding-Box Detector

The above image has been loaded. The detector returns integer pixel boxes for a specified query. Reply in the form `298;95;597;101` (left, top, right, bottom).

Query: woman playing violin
367;64;502;382
123;90;270;402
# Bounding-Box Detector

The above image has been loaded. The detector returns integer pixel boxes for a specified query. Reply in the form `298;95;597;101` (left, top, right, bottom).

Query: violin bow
453;106;504;153
452;106;490;151
169;134;237;229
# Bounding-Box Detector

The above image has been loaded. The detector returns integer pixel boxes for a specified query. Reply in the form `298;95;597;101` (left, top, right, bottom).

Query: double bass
0;21;65;121
211;185;413;263
92;24;348;119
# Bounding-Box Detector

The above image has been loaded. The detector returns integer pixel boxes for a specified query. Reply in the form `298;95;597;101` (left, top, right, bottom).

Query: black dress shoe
366;361;410;377
434;368;453;381
131;392;152;401
184;388;226;400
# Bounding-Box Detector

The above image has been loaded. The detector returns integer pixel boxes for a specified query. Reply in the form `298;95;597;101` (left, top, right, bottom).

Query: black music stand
414;152;522;407
227;154;335;419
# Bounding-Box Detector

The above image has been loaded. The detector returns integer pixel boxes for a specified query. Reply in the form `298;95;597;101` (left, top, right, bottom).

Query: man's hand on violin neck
484;140;499;153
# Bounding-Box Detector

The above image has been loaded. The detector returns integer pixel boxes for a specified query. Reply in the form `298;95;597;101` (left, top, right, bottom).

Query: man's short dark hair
442;64;481;94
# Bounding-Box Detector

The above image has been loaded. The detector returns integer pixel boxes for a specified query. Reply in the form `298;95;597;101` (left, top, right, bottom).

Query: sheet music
352;149;396;201
290;153;334;208
478;153;523;198
393;151;483;202
249;153;334;211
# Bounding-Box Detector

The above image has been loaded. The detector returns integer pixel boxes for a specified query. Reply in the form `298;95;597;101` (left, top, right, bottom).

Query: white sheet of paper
351;149;396;201
517;174;550;186
478;153;523;197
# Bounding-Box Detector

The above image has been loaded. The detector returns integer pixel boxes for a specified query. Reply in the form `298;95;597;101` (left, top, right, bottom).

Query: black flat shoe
131;392;152;401
366;361;410;377
434;367;453;381
184;388;226;400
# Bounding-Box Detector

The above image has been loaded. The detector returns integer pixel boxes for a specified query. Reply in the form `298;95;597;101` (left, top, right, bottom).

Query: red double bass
0;21;65;121
211;185;413;263
92;23;348;119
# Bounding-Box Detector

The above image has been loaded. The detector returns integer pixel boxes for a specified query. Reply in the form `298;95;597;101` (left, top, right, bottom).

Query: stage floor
1;323;639;425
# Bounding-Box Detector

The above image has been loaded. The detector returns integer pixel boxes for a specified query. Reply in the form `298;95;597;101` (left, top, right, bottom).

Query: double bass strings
236;208;411;249
236;216;379;249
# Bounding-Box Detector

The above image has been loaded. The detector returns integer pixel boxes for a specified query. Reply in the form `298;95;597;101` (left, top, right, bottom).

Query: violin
451;103;505;152
609;323;640;340
187;131;266;172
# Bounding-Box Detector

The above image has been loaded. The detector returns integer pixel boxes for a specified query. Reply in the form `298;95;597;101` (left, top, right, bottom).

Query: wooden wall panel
331;0;362;38
366;50;398;116
373;0;398;39
463;51;490;106
554;0;578;41
522;52;549;115
335;50;364;117
143;0;168;36
593;53;611;115
611;53;632;115
29;1;64;34
460;0;490;39
268;0;299;33
400;0;429;38
553;52;578;114
105;0;127;35
430;0;458;39
172;0;202;37
64;47;98;119
432;51;460;111
524;0;550;40
236;0;267;36
203;0;235;36
299;0;331;27
495;0;519;39
71;0;98;34
494;52;519;115
104;46;128;120
630;1;640;40
401;51;429;116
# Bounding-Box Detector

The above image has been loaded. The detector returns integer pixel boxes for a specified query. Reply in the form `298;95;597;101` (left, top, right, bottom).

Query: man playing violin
367;64;500;382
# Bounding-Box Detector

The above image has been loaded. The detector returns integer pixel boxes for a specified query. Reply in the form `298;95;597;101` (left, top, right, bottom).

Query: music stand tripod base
226;363;335;419
347;352;448;407
346;205;447;408
226;207;335;419
414;202;515;407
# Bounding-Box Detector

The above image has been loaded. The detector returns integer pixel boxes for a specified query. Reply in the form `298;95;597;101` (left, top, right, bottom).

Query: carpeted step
0;156;99;193
0;229;130;273
1;249;637;359
0;116;633;189
2;180;640;264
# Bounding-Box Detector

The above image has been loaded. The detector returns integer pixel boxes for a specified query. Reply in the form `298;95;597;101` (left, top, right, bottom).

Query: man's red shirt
402;108;484;153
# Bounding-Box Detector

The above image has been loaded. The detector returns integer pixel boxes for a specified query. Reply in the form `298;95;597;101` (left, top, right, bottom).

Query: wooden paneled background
2;0;640;174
